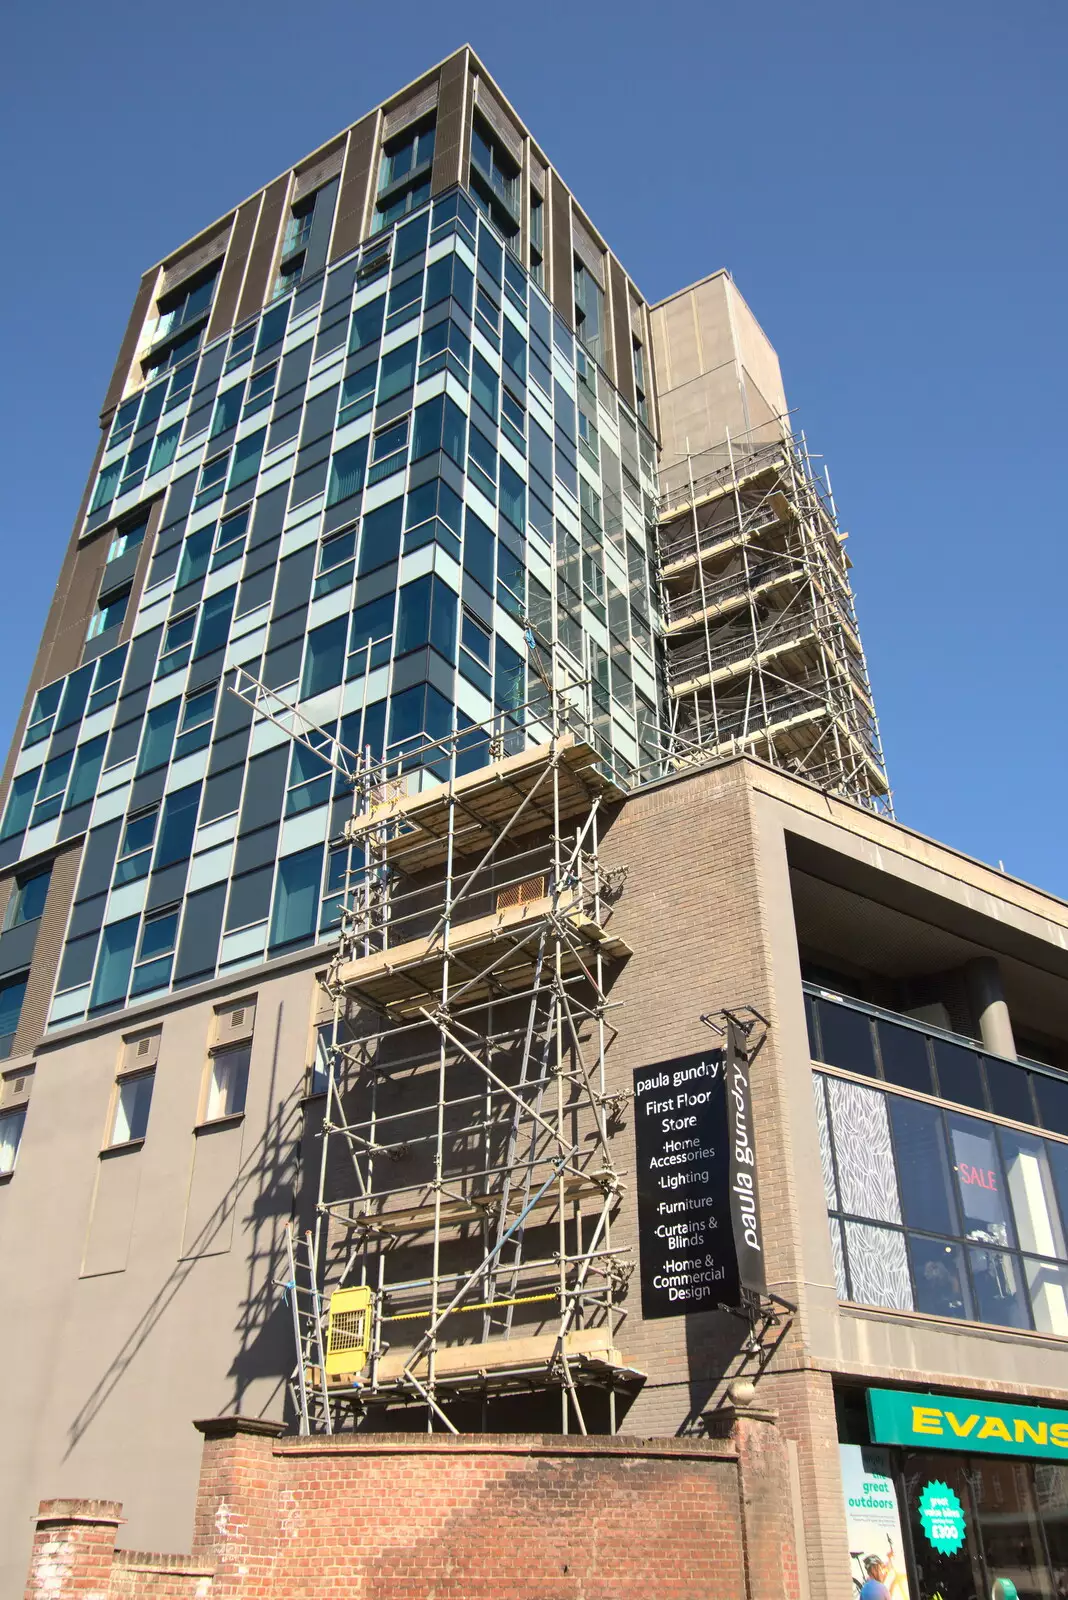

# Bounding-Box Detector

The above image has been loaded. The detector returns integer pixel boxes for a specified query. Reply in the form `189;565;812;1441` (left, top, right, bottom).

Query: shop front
837;1387;1068;1600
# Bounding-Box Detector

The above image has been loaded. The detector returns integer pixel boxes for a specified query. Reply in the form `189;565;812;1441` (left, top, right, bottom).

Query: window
31;750;73;825
107;511;150;563
356;498;403;576
130;910;179;996
418;317;470;384
403;476;462;560
632;336;648;424
573;260;606;364
154;261;220;344
0;974;27;1058
269;846;324;952
109;394;141;447
412;393;466;468
286;734;334;816
149;423;181;476
256;300;290;353
158;610;196;677
497;542;526;621
326;438;368;508
194;588;236;659
495;638;525;713
502;321;526;386
86;647;127;717
396;574;457;661
90;459;123;514
377;339;418;404
273;193;315;298
87;586;130;641
226;325;256;371
243;363;276;420
349;296;385;356
374;116;436;230
174;686;217;759
66;736;106;810
24;682;63;747
90;917;139;1010
210;383;244;438
468;426;497;502
136;708;178;784
301;617;346;698
338;366;376;427
529;190;544;285
1;771;39;841
0;1105;25;1174
462;508;495;594
501;389;526;455
472;352;498;419
176;525;213;589
212;507;250;568
815;1061;1068;1335
114;808;158;885
195;450;229;508
313;525;357;598
460;611;492;696
469;118;521;239
367;417;409;485
424;252;474;316
7;867;50;929
228;427;266;491
142;325;201;384
500;463;525;534
386;268;424;334
109;1070;155;1144
347;593;394;676
167;358;197;410
204;1044;251;1121
153;785;200;870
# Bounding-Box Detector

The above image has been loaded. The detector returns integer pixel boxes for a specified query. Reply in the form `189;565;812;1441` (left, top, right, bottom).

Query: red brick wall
26;1416;802;1600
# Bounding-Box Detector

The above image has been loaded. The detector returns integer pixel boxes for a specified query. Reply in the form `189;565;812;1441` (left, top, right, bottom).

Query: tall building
20;46;1068;1600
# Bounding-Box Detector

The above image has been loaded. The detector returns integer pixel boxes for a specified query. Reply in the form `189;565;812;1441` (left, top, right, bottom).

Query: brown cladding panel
330;113;378;263
549;170;573;329
208;197;262;341
610;257;636;409
430;51;468;195
100;272;157;418
235;175;289;326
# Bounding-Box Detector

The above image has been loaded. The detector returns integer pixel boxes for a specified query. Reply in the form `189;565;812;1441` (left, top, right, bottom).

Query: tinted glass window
878;1019;934;1094
908;1235;972;1320
985;1053;1035;1122
815;998;877;1077
934;1038;987;1111
947;1112;1014;1247
1034;1073;1068;1138
889;1096;958;1236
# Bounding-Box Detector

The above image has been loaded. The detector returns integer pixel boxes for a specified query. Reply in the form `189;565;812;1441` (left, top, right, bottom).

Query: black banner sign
633;1034;765;1320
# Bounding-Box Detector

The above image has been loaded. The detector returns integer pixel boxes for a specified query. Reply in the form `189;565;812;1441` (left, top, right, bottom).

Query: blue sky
2;0;1065;887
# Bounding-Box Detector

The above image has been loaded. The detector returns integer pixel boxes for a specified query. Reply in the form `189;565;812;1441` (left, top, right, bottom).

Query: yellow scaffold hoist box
325;1285;374;1376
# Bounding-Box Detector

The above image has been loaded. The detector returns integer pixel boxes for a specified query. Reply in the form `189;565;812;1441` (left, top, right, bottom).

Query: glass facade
810;990;1068;1333
0;185;660;1030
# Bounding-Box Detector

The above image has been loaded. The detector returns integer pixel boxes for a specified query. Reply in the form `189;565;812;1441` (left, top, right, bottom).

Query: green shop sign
868;1387;1068;1460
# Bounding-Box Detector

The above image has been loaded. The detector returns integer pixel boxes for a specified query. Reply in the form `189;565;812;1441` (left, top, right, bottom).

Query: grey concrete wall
0;959;321;1597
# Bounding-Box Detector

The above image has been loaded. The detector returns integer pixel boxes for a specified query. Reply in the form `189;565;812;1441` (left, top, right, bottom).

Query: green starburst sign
918;1481;966;1555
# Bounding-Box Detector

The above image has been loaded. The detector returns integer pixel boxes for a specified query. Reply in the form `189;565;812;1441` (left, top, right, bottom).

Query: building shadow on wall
65;994;311;1458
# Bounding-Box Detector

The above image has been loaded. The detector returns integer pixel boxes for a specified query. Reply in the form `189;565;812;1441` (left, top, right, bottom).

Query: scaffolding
655;421;891;812
235;659;642;1435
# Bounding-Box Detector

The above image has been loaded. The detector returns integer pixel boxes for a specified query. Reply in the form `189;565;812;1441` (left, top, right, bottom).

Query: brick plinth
24;1413;804;1599
24;1501;122;1600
